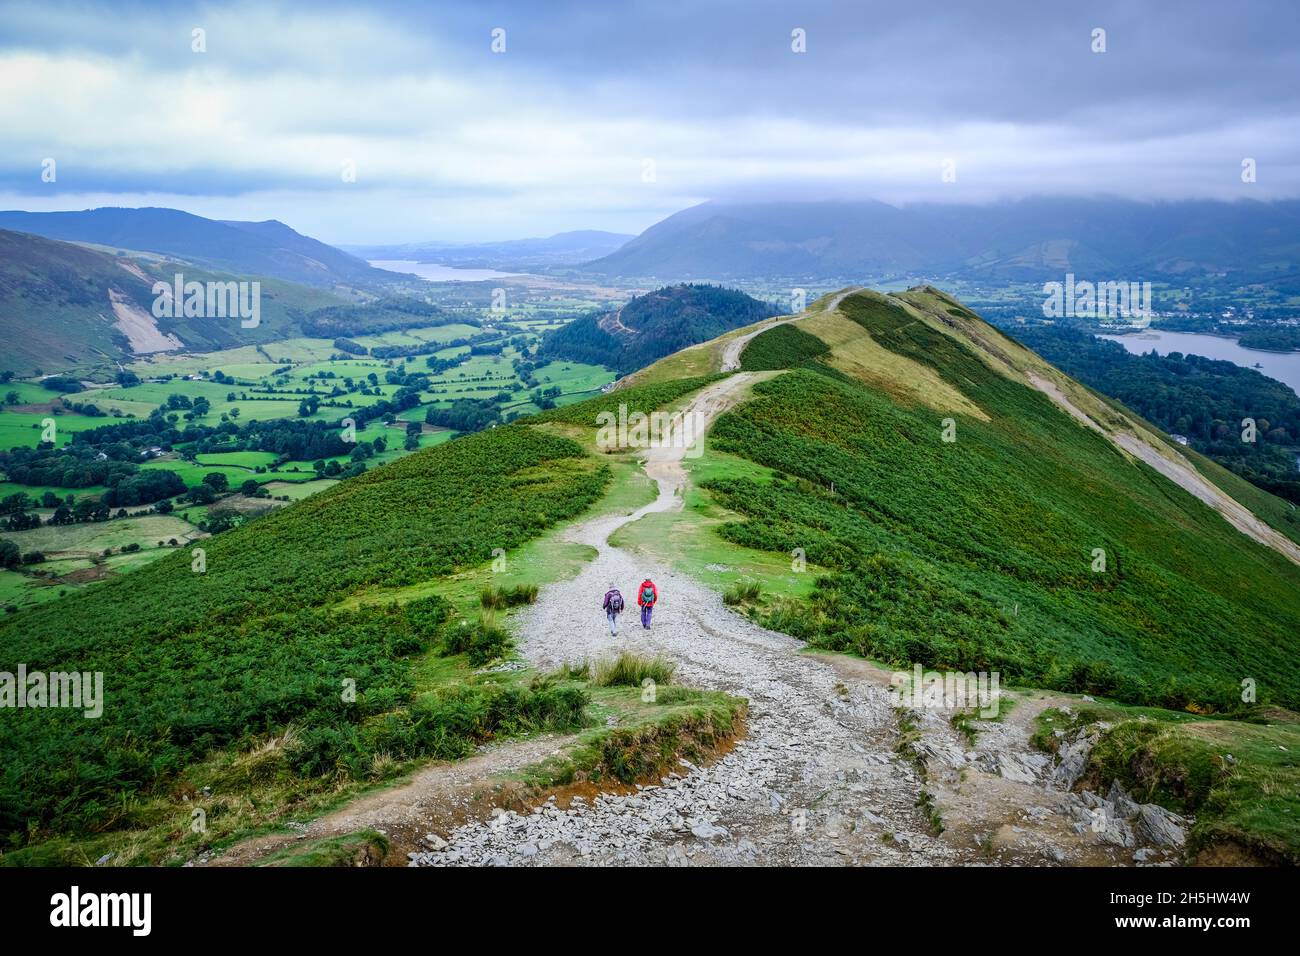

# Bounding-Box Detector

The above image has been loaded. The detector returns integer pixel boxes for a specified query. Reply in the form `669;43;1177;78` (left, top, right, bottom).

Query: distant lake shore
368;259;531;282
1099;328;1300;396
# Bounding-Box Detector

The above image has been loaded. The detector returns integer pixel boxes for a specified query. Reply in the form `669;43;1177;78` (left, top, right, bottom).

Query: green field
1;382;66;404
0;514;199;555
0;514;202;610
194;450;282;469
0;411;112;450
2;313;614;530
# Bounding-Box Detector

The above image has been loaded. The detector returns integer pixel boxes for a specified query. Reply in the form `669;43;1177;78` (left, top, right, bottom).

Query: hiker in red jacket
637;578;658;629
602;582;624;635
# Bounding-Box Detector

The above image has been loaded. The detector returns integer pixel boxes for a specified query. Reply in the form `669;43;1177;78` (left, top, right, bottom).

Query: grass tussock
722;579;762;606
590;652;676;688
524;690;747;789
479;583;539;609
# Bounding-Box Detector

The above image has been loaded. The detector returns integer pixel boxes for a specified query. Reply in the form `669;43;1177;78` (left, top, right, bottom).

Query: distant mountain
346;230;633;270
538;283;780;375
0;229;346;374
0;207;391;289
581;198;1300;283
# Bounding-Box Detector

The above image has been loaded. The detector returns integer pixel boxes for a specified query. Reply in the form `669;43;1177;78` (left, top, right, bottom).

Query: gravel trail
416;373;957;866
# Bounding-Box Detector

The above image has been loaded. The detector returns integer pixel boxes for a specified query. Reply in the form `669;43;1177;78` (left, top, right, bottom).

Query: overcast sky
1;0;1297;243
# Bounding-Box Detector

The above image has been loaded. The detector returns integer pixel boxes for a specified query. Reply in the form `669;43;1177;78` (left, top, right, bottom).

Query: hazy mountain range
581;198;1300;283
9;199;1300;291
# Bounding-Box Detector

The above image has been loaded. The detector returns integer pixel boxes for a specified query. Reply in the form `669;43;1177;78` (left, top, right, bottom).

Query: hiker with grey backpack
602;583;625;635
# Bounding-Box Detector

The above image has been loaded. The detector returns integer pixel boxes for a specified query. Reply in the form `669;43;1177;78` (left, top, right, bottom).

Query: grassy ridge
0;426;609;847
700;294;1300;711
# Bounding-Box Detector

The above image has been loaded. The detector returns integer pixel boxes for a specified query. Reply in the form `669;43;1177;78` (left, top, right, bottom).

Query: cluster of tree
40;376;84;394
539;284;780;375
0;445;138;489
297;296;465;337
307;457;368;479
403;421;422;451
1237;326;1300;352
62;398;120;417
0;541;46;567
425;352;472;375
1;490;68;514
72;415;357;467
101;469;187;507
426;397;501;433
333;337;368;355
530;385;561;411
3;512;42;531
47;499;114;524
0;540;21;569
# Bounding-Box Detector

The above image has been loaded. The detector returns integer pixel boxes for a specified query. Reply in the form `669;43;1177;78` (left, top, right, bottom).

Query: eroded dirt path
1028;371;1300;566
206;733;581;866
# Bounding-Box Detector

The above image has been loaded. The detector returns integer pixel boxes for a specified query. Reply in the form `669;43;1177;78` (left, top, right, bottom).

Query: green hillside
686;291;1300;710
0;229;155;373
0;427;608;850
4;284;1297;865
0;229;345;375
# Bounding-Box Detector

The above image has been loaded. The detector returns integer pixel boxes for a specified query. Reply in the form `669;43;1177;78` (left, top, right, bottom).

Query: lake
368;259;529;283
1098;329;1300;396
